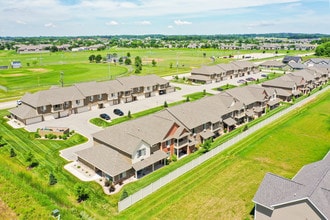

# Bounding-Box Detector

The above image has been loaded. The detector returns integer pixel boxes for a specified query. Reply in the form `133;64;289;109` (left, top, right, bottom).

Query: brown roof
75;144;132;177
132;150;168;171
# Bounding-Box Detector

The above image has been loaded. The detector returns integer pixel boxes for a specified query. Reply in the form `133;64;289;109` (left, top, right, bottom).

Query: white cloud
168;25;173;28
106;21;119;26
135;20;151;25
174;20;192;25
16;20;26;25
44;23;56;28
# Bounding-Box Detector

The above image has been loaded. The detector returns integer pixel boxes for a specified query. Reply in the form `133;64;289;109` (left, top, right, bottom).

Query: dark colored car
246;77;256;81
100;113;110;120
113;108;124;116
261;74;267;77
237;79;246;84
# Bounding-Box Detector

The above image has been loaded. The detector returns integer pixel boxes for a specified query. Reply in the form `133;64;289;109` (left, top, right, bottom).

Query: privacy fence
118;86;329;212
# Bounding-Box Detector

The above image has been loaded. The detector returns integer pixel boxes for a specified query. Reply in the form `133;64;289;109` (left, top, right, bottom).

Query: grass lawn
117;89;330;219
212;84;237;91
0;48;306;101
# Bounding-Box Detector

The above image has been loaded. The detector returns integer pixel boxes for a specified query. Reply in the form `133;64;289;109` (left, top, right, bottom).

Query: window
89;96;94;101
41;105;46;112
64;101;69;108
137;148;146;158
119;172;126;179
76;100;80;105
166;140;171;147
98;94;102;100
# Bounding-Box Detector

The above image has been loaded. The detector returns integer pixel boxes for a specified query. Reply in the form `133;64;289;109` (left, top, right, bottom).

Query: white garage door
26;116;43;125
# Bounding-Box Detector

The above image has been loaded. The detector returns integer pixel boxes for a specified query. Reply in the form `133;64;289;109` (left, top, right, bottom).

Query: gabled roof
75;144;132;176
21;86;85;107
231;60;257;69
253;152;330;219
282;74;305;86
191;65;224;75
74;81;107;96
217;63;241;72
262;77;297;89
259;60;286;67
291;70;315;82
225;85;268;106
283;56;302;63
93;111;187;155
165;93;242;129
305;58;330;65
287;61;306;70
8;104;39;119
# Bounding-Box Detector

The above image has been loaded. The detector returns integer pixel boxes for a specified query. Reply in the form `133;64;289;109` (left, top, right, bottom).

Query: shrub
34;133;41;138
49;173;57;185
104;180;111;187
164;101;168;108
74;183;89;202
109;184;115;193
120;189;129;201
10;148;16;157
171;154;177;162
242;125;248;132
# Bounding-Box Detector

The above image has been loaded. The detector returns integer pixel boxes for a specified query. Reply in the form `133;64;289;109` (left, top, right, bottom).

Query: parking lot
22;71;267;161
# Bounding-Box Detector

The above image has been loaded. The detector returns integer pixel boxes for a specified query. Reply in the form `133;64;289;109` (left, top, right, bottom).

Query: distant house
253;151;330;220
259;60;286;69
282;56;302;64
11;61;22;68
0;65;9;70
285;61;306;71
304;58;330;67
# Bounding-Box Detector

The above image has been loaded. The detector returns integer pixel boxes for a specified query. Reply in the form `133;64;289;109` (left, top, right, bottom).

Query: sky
0;0;329;36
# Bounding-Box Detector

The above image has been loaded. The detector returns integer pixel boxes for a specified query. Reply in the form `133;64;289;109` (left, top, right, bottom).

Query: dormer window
137;149;146;158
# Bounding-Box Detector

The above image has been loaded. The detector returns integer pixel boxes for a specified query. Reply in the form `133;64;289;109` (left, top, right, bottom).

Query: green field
117;89;330;219
0;48;305;101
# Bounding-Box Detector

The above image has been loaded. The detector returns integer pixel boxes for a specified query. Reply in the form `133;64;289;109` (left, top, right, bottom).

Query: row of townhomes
75;65;329;184
253;152;330;220
9;75;175;125
188;60;259;84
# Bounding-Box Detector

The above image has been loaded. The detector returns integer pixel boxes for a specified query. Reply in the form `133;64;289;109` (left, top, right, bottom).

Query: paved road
10;71;266;161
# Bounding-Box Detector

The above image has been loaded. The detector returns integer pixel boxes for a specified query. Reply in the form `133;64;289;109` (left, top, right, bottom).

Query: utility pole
59;71;64;87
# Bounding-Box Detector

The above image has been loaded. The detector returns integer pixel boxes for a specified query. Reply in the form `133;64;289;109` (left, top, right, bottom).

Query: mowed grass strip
118;89;330;220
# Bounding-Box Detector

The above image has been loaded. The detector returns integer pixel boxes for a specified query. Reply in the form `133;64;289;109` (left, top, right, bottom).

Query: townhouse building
9;75;174;125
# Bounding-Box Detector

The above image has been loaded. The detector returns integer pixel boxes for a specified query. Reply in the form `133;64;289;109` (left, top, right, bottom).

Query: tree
74;183;89;202
201;138;212;153
120;189;129;201
26;152;39;168
95;54;102;63
128;110;132;118
203;52;206;58
124;58;132;65
186;96;190;102
164;101;168;108
10;148;16;157
151;59;157;67
127;52;131;57
88;54;95;62
134;56;142;73
49;173;57;185
118;57;123;64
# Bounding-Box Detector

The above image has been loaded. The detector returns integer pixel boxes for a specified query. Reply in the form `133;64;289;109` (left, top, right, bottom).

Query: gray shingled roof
74;81;107;96
225;85;268;106
253;152;330;219
75;144;132;177
132;150;168;171
21;86;85;107
232;60;256;68
260;60;286;67
217;63;241;71
165;94;241;129
262;77;296;89
92;112;184;155
8;104;39;119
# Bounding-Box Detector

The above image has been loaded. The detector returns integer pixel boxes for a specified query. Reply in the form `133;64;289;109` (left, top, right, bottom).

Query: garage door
26;116;43;125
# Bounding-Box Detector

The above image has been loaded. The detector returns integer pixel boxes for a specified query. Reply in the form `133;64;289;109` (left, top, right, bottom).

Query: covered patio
133;150;167;179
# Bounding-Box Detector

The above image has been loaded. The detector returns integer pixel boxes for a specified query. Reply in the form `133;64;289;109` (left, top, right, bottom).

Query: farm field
118;89;330;219
0;48;305;101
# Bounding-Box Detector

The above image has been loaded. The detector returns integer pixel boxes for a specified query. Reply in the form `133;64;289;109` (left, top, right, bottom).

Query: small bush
109;184;115;193
104;180;111;187
171;154;177;162
34;133;41;138
120;189;129;201
242;125;248;132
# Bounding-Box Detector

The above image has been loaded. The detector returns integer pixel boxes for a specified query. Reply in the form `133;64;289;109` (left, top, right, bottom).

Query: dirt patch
4;74;24;77
27;68;48;73
0;199;17;219
142;58;164;63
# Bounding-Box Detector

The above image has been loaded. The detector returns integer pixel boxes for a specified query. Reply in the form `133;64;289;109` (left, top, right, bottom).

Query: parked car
246;77;256;81
113;108;124;116
237;79;246;84
100;113;110;120
261;74;267;77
